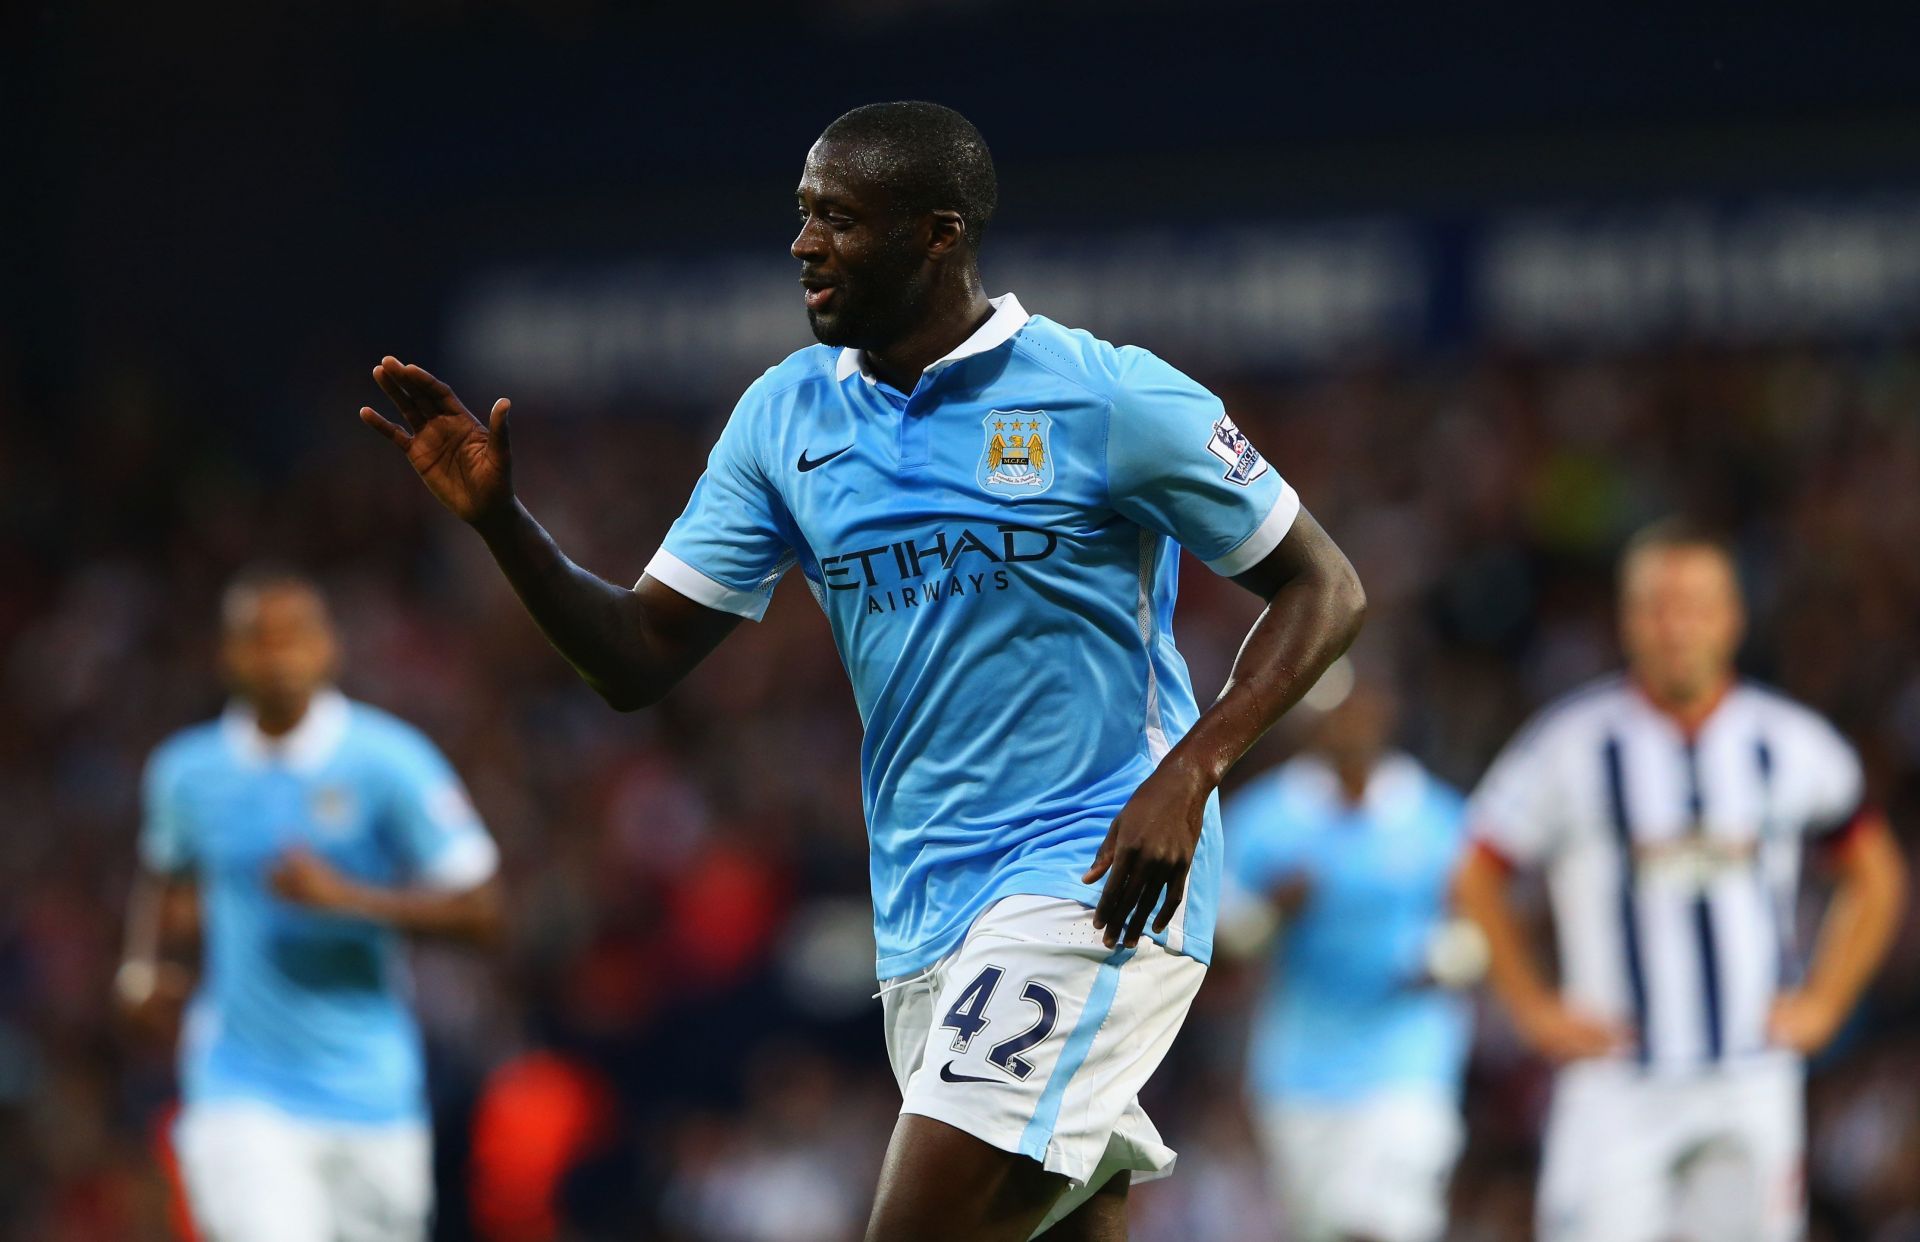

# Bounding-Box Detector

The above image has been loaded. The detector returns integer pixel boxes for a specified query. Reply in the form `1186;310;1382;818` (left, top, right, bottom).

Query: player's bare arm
362;358;740;709
1087;509;1365;949
269;847;507;946
116;870;199;1040
1769;812;1907;1053
1452;844;1628;1062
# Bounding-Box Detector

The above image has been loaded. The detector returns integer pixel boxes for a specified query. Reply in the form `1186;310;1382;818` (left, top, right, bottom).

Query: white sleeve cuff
642;548;774;621
1205;483;1301;577
418;833;500;892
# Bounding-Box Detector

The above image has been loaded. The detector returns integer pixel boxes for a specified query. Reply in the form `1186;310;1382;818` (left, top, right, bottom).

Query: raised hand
361;357;514;526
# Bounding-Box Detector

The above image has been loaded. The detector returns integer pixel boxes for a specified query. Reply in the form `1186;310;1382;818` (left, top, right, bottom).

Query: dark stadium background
6;3;1920;1239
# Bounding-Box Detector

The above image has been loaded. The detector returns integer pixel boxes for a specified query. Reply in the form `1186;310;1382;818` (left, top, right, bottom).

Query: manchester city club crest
977;409;1055;498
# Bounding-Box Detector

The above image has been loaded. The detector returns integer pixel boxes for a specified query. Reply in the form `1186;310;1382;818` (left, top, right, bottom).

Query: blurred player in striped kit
1454;520;1907;1242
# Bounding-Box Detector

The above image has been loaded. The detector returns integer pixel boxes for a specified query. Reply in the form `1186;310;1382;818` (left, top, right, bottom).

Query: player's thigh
175;1101;333;1242
1339;1093;1462;1242
893;898;1199;1187
1259;1095;1457;1242
1035;1171;1129;1242
1256;1103;1343;1241
877;897;1202;1241
866;1112;1067;1242
1721;1059;1806;1242
1537;1065;1670;1242
327;1120;433;1242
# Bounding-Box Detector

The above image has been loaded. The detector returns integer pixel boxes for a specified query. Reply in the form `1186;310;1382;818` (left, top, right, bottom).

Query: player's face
1620;546;1745;704
792;140;933;350
1316;682;1396;768
221;586;339;713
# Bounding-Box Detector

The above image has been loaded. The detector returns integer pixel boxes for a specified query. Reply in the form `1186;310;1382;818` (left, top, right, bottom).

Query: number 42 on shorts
940;965;1059;1080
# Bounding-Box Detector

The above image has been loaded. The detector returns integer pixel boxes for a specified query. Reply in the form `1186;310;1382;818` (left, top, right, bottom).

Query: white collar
221;688;351;773
835;293;1030;384
1289;751;1429;821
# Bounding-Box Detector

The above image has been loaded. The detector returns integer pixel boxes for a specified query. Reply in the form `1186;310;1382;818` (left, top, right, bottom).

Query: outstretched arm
1087;509;1366;948
361;358;739;709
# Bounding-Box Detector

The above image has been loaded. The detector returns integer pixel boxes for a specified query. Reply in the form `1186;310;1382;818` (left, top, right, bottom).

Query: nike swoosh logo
797;445;852;472
938;1061;998;1084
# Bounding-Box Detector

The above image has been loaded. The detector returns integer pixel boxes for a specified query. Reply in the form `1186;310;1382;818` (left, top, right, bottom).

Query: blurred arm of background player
116;871;200;1041
116;852;504;1043
1455;819;1907;1061
1452;845;1632;1063
360;358;741;711
1769;812;1906;1053
268;848;506;945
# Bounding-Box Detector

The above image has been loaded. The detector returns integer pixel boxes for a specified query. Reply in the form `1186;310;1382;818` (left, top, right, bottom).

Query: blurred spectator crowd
3;333;1919;1241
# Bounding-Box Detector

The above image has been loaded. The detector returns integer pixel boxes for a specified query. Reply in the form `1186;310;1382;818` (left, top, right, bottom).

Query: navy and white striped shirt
1469;676;1863;1074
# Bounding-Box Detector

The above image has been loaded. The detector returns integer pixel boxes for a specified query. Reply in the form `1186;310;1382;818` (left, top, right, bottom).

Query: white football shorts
1538;1054;1804;1242
1258;1089;1463;1242
175;1099;432;1242
880;894;1206;1235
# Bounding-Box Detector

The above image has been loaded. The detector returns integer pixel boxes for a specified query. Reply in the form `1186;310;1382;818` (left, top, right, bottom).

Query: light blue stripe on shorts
1017;945;1135;1164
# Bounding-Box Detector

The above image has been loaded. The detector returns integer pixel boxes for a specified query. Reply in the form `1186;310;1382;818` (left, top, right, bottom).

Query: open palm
361;357;514;525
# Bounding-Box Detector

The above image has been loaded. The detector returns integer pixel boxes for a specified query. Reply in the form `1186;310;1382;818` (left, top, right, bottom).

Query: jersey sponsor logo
1631;834;1759;894
1206;414;1269;486
978;410;1055;498
796;444;852;472
817;524;1058;616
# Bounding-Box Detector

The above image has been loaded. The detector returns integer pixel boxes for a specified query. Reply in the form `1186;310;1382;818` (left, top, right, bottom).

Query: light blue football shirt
1224;753;1471;1104
139;690;498;1123
647;295;1299;977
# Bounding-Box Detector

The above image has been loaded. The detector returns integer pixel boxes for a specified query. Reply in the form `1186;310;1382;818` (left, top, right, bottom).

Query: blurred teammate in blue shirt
1225;677;1476;1242
117;570;503;1242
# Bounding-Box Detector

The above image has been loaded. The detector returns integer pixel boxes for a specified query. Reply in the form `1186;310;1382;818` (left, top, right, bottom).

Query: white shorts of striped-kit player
880;894;1206;1236
1258;1090;1463;1242
1538;1054;1804;1242
175;1101;432;1242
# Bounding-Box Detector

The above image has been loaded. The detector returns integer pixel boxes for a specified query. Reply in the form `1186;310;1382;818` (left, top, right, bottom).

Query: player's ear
926;209;967;260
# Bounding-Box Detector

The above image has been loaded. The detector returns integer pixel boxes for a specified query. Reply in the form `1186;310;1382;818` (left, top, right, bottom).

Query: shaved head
815;101;998;248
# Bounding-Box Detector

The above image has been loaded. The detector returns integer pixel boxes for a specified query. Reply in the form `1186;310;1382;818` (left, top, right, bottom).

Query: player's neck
250;693;315;738
1633;673;1734;737
1333;753;1378;806
864;283;994;392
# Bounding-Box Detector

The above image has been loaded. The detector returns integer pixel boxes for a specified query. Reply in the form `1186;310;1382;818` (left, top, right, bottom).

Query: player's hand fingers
374;361;429;429
489;398;512;458
360;406;413;448
400;363;468;417
1122;868;1165;946
1103;861;1152;947
1151;865;1189;934
1082;830;1117;884
1093;853;1140;938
